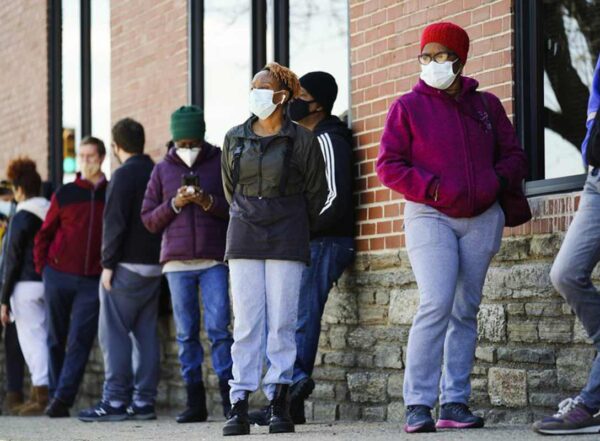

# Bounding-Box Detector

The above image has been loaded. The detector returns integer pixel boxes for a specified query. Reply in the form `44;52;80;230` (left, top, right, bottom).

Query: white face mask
0;200;12;217
249;89;285;120
420;59;459;90
176;147;201;168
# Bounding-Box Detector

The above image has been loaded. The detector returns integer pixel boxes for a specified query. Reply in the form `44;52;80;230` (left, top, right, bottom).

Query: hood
17;197;50;221
413;76;480;99
165;141;219;168
314;115;352;143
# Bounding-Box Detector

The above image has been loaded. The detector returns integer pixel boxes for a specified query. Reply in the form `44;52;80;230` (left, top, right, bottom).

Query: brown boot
5;391;25;415
19;386;49;416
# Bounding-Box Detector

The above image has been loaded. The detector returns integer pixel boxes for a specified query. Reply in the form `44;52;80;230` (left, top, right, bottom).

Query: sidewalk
0;417;596;441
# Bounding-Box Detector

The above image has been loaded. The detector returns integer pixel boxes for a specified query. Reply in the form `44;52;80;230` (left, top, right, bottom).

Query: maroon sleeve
376;98;437;201
34;194;60;274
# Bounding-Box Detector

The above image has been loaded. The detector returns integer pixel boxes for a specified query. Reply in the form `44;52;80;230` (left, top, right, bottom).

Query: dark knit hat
299;72;338;114
170;105;206;141
421;22;470;64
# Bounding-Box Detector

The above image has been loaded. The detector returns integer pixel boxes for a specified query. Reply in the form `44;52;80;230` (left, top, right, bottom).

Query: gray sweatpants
403;201;504;408
228;259;304;403
550;170;600;410
98;266;161;405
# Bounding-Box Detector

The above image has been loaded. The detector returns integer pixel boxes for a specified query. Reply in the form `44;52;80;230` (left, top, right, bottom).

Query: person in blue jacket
533;55;600;436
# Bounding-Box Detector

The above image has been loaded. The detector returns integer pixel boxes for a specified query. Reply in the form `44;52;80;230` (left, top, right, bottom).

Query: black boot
248;405;271;426
289;398;306;424
223;392;250;436
269;384;294;434
219;378;232;418
176;382;208;423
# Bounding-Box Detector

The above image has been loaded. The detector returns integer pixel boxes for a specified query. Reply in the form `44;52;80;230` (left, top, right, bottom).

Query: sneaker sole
436;419;484;429
404;422;436;433
534;425;600;435
78;414;129;423
127;413;157;421
223;424;250;436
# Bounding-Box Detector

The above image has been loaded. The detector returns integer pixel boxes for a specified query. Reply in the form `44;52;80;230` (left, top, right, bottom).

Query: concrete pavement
0;417;597;441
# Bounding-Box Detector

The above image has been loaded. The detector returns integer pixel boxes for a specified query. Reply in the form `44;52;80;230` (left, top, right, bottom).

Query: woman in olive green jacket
221;62;327;437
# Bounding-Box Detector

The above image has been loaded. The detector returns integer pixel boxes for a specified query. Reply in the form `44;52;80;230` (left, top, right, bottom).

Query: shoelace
553;397;583;418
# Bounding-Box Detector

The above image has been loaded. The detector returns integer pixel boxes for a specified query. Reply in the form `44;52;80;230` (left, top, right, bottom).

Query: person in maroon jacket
34;136;107;418
141;105;233;423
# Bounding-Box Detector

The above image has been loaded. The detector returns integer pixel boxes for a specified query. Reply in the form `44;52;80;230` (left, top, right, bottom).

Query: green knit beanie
170;105;206;141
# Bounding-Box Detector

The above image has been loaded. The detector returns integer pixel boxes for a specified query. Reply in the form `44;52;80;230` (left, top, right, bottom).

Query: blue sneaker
127;403;157;421
404;405;436;433
78;401;128;422
436;403;484;429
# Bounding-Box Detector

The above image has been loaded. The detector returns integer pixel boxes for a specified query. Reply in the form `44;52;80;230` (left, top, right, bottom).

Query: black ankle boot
269;384;294;433
223;392;250;436
176;382;208;423
219;378;232;418
290;397;306;424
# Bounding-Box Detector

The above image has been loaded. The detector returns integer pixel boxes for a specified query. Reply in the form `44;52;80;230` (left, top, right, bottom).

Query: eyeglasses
175;141;202;149
418;51;458;65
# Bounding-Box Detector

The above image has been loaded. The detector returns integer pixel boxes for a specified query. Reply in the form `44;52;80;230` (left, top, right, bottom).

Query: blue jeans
165;264;233;385
403;202;504;407
293;237;354;384
551;169;600;410
43;266;100;406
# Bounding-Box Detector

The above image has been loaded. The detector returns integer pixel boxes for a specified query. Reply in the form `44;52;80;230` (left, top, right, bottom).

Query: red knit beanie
420;22;470;64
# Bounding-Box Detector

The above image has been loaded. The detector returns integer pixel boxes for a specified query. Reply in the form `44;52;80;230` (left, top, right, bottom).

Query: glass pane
91;0;111;177
289;0;349;120
543;0;600;179
62;0;81;182
204;1;251;147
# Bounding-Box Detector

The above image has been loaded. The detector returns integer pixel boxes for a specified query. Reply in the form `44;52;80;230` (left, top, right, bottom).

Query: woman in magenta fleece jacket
376;23;527;434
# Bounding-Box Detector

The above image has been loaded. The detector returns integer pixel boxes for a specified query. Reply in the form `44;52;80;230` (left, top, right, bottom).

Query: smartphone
181;173;199;187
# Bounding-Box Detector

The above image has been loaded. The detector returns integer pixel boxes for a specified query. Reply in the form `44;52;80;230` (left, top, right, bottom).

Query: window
516;0;600;195
289;0;349;118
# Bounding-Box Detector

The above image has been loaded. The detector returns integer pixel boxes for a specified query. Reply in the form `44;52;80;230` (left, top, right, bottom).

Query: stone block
374;344;403;369
329;327;348;349
338;403;361;421
507;320;538;342
573;319;593;344
357;354;374;368
538;319;572;343
557;348;596;390
324;352;356;367
507;303;526;316
495;236;531;261
488;367;528;408
525;302;564;317
335;383;349;401
527;370;557;390
475;346;496;363
478;304;506;342
529;393;562;407
312;383;336;400
348;328;376;349
484;263;554;300
313;402;338;422
363;406;386;421
387;401;405;423
496;347;555;364
359;305;387;325
389;289;419;325
313;367;348;381
323;290;358;325
530;234;563;258
376;290;390;305
387;373;404;399
484;408;533;425
347;372;388;403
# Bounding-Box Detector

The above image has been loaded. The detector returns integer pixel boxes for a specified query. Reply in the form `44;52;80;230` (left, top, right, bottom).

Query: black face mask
289;98;318;122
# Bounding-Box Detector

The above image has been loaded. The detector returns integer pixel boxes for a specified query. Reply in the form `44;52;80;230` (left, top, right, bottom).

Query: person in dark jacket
0;181;27;415
221;62;327;437
248;71;355;426
34;136;107;418
141;105;233;424
78;118;163;422
376;23;527;433
0;158;50;416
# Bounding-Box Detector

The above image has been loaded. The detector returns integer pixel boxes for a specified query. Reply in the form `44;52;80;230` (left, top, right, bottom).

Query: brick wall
351;0;514;252
111;0;188;160
0;1;48;179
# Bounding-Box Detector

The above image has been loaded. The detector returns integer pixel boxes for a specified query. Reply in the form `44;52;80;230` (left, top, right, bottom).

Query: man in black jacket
78;118;162;422
249;71;355;425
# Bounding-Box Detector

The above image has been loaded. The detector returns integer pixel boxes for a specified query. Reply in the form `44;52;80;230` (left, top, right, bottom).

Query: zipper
257;136;287;199
456;105;475;214
84;189;95;275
